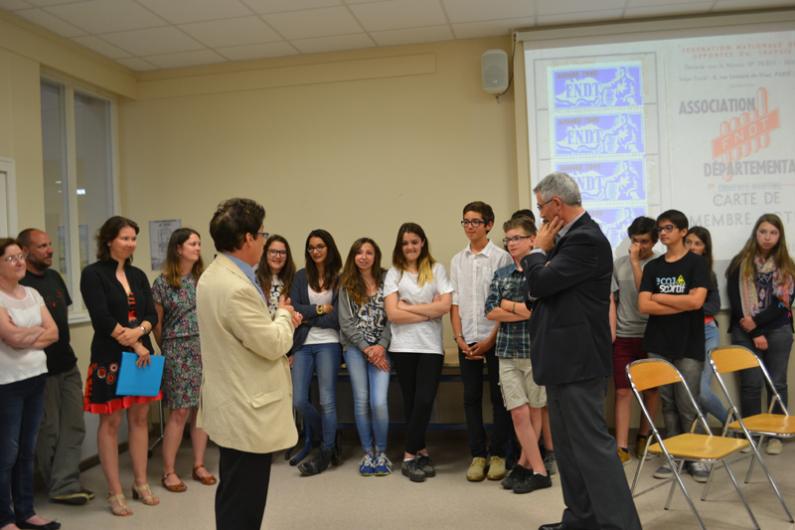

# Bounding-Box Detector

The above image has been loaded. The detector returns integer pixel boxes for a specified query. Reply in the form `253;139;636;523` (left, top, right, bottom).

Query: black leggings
391;352;443;455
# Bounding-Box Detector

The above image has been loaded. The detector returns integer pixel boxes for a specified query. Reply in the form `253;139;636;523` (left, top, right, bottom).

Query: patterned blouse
151;274;199;339
267;276;284;317
353;287;387;345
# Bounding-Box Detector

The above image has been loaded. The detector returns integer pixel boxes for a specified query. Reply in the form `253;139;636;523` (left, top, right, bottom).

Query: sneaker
466;456;487;482
635;433;651;459
487;456;507;481
417;455;436;477
373;453;392;476
766;438;783;455
501;465;527;490
50;491;92;505
359;454;375;477
543;452;557;476
617;447;631;465
513;472;552;494
653;464;673;479
687;461;711;483
401;458;426;482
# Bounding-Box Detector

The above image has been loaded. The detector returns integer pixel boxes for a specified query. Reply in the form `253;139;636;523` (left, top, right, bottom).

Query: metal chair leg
664;459;685;510
723;460;760;529
670;461;707;530
748;440;795;522
700;462;715;501
744;434;764;483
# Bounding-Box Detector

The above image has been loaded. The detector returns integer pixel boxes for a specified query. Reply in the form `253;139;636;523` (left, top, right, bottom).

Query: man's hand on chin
535;217;564;253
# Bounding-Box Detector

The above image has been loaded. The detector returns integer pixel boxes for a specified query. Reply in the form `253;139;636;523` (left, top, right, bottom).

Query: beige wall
0;48;45;232
119;37;517;284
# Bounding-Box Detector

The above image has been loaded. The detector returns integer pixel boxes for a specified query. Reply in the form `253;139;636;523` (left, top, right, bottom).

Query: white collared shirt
450;240;512;343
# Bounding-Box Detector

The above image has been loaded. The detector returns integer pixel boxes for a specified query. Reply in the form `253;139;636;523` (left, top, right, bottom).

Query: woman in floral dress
152;228;216;492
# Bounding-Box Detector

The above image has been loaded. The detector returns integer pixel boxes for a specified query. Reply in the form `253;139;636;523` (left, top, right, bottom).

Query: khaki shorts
499;358;547;410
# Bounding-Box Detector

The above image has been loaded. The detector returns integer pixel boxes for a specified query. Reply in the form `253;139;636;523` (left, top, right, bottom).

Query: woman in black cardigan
289;229;342;476
81;216;160;516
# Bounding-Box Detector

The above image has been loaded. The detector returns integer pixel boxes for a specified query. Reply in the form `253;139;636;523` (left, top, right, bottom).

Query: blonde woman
384;222;452;483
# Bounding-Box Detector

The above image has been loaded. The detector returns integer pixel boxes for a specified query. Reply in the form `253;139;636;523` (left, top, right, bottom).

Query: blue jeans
0;374;46;527
292;343;342;450
700;321;728;424
343;346;390;454
731;326;793;416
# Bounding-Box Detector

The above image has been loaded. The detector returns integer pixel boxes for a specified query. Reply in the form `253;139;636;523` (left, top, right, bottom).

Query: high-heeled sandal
161;471;187;492
131;483;160;506
107;493;133;516
192;464;217;485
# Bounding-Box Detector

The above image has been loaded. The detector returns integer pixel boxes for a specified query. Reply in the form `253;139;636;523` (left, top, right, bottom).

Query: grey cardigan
338;287;391;351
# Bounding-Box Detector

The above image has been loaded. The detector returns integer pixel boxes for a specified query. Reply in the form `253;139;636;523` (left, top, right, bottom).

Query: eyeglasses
502;236;533;245
3;253;25;264
460;219;486;227
658;224;675;233
268;249;287;257
256;231;270;239
307;245;327;253
536;198;556;212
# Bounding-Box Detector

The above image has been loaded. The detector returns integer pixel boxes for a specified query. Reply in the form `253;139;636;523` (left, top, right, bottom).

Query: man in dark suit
522;172;641;530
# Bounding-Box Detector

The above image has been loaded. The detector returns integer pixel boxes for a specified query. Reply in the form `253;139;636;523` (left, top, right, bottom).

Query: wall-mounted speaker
481;49;509;95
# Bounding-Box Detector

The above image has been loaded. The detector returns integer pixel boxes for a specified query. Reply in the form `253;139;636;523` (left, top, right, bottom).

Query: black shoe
17;520;61;530
416;455;435;477
501;464;528;490
539;523;571;530
513;471;552;494
298;447;333;476
401;459;426;482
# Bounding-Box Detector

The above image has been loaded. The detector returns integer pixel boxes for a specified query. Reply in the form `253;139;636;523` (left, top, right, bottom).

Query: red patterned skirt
83;359;162;414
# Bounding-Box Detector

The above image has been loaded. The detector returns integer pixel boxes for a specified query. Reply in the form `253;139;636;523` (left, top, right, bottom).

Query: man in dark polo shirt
18;228;93;505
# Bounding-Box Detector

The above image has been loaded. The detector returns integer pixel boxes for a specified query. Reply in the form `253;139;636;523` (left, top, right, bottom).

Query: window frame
41;71;120;324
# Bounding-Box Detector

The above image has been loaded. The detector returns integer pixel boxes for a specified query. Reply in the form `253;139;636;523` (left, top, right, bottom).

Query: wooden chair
627;358;758;530
709;346;794;523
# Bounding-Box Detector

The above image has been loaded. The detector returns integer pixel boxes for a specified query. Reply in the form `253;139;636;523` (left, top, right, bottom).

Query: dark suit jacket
521;212;613;385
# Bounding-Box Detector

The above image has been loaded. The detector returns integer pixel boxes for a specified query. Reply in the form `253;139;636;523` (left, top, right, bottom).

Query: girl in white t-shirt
384;223;453;483
0;238;59;530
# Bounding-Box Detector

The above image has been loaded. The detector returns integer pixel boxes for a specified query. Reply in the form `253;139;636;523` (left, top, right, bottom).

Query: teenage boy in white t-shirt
450;201;513;482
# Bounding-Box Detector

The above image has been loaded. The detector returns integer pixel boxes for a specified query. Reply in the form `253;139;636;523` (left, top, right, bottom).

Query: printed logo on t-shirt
656;274;686;294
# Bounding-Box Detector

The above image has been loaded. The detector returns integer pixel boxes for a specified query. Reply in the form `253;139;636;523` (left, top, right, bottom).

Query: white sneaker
766;438;783;455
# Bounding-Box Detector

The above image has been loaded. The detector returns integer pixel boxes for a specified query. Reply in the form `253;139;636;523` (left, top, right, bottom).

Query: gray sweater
338;287;391;351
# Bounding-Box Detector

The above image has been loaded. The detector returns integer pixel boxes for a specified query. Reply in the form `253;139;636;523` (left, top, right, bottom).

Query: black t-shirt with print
20;268;77;375
639;251;709;361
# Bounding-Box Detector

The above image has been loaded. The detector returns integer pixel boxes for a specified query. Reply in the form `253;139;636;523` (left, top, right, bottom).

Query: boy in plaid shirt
486;216;552;494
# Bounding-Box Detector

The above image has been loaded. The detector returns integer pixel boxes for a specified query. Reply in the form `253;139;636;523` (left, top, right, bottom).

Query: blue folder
116;351;164;397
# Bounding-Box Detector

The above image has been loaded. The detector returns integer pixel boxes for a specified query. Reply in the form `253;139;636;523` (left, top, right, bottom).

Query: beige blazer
196;253;297;454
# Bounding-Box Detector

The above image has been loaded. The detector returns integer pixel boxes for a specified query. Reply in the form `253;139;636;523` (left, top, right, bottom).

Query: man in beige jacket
197;198;301;530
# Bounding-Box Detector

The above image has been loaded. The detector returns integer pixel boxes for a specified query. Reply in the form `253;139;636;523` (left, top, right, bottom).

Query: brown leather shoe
161;472;187;493
192;465;217;486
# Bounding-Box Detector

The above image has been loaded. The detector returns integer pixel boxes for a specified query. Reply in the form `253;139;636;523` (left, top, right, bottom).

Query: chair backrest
710;346;790;417
628;358;711;435
710;346;759;374
627;358;681;392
